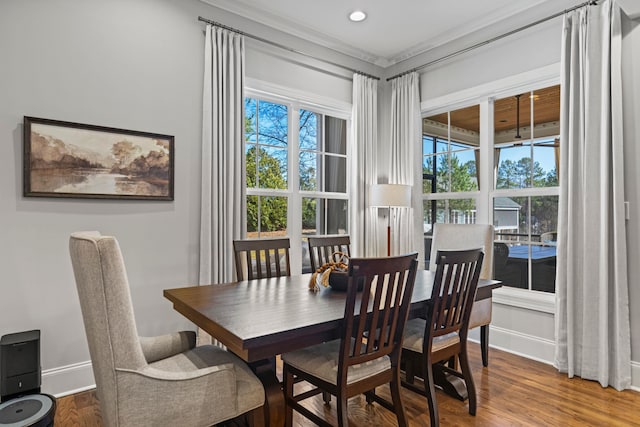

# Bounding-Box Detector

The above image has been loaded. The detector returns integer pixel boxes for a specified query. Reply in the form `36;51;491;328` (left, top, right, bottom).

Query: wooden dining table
164;269;501;427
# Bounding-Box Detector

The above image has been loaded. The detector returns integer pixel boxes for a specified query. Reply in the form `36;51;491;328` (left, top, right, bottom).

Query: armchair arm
117;362;235;381
139;331;196;363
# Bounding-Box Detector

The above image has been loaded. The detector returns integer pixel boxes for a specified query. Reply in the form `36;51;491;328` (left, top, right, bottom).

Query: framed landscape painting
23;117;174;200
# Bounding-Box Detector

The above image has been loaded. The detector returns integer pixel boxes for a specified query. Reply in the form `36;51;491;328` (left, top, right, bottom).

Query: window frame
419;64;560;312
244;83;352;274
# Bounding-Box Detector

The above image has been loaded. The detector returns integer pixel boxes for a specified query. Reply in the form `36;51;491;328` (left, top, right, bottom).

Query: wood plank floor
53;345;640;426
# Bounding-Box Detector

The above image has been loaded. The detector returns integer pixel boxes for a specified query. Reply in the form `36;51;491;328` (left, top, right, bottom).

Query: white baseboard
475;326;640;391
631;361;640;392
42;360;95;398
41;338;640;396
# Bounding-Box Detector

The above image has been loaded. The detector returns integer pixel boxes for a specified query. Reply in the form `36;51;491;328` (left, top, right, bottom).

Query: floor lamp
370;184;412;256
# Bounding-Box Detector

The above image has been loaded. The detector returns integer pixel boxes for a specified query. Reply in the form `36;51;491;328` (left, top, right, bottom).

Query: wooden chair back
338;253;418;379
307;235;351;271
427;249;484;345
233;238;291;281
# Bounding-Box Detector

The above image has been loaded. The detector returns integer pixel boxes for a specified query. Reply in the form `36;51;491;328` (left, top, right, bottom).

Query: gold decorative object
309;251;349;292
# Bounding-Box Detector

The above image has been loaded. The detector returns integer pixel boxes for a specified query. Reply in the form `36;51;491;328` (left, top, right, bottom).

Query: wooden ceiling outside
426;85;560;135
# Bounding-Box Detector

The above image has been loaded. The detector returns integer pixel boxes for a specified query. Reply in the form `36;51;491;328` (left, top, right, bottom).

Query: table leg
433;364;468;401
249;358;285;427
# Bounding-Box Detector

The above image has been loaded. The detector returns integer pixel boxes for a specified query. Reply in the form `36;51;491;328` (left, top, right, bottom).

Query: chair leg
336;394;349;427
458;347;477;416
283;366;294;427
424;355;439;427
480;325;489;367
247;405;266;427
365;389;375;404
322;390;331;404
389;372;408;427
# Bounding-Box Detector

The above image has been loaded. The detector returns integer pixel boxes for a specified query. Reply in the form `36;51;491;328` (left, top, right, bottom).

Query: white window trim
493;287;555;314
421;63;561;309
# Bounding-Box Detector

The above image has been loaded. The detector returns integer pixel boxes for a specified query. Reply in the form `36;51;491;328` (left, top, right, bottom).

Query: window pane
258;101;288;147
436;138;448;153
494;85;560;191
302;197;347;235
424;105;480;194
257;147;287;189
246;195;288;236
299;151;318;191
494;196;557;293
246;195;287;237
246;143;258;189
531;247;556;293
450;104;480;145
494;196;528;243
245;98;257;144
325;116;346;155
423;135;435;155
450;149;478;192
299;109;318;150
325;155;346;193
435;154;449;192
424;199;476;230
423;155;435;194
530;195;558;241
494;242;528;289
495;144;532;189
532;138;559;187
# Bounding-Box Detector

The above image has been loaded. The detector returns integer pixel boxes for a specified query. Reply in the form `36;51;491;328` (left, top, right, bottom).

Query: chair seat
402;318;460;353
282;338;390;386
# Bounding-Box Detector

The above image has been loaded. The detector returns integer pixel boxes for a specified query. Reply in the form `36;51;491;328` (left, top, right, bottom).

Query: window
299;111;348;232
244;95;349;274
493;85;559;293
422;85;559;293
422;105;481;265
244;98;289;237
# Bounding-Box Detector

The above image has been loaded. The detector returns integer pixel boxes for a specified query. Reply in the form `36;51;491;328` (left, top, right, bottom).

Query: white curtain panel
350;74;379;256
389;72;421;257
199;25;245;344
554;0;630;390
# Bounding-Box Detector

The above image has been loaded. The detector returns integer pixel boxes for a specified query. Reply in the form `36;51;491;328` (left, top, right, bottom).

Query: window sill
492;287;555;314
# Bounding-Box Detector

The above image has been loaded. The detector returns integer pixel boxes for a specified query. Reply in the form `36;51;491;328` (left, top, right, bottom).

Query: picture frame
23;116;174;200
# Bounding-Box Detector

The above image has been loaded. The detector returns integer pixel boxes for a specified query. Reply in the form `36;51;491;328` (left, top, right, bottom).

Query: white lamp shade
370;184;412;208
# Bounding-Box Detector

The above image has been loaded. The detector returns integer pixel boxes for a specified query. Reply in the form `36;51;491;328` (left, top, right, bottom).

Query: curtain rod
198;16;380;81
386;0;599;81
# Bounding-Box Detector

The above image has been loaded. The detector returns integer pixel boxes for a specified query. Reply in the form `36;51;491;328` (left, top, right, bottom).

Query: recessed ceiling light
349;10;367;22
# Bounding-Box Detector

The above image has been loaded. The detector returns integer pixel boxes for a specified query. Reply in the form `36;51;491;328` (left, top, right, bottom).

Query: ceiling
201;0;588;67
428;85;560;134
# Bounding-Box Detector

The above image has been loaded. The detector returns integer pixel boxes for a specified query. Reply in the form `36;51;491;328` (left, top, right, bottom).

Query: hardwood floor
53;345;640;426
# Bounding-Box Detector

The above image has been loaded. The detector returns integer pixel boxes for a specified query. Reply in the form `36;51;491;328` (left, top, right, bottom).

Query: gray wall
0;0;372;394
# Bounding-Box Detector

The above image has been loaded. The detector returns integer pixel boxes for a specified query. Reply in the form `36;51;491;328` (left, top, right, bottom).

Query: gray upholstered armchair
69;231;264;427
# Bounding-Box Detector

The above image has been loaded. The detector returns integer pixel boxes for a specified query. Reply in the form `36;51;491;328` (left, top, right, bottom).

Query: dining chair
281;253;419;427
427;223;495;366
540;231;558;245
233;238;291;281
307;235;351;271
69;232;265;427
305;234;352;405
402;248;484;427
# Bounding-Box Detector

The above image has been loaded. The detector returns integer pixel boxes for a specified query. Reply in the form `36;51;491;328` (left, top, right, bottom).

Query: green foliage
496;157;547;189
302;198;316;229
245;146;287;232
